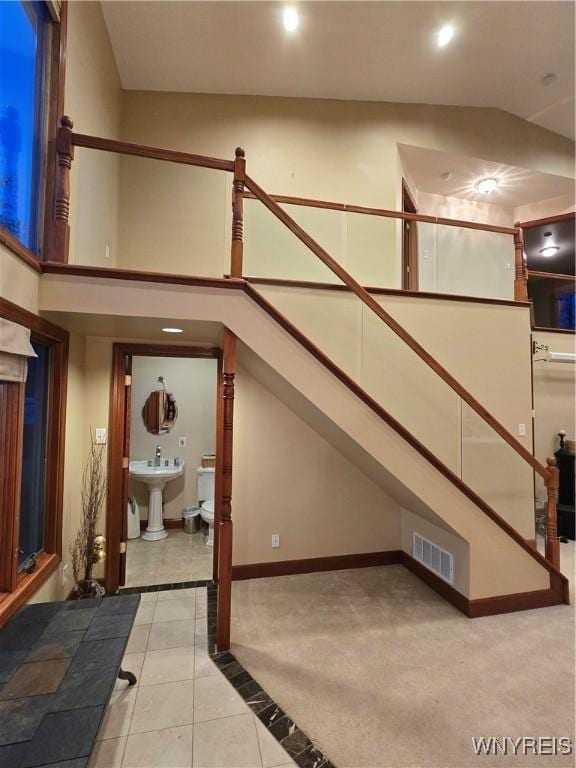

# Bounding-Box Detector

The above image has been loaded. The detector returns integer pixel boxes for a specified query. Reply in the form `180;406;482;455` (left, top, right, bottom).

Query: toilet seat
200;500;214;521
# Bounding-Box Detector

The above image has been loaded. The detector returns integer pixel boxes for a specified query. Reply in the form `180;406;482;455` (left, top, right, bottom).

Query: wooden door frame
105;342;222;594
402;179;418;290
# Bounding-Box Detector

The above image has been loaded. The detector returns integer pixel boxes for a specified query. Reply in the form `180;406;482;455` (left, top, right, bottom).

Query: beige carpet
231;545;575;768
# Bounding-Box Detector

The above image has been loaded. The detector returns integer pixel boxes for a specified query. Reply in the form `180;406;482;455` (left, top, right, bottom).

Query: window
0;1;54;255
0;299;67;625
557;293;576;331
18;339;50;570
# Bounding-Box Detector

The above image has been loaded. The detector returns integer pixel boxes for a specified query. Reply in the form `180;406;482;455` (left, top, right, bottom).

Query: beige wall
129;356;218;521
65;0;122;268
533;331;576;502
0;245;40;312
104;91;574;289
233;365;401;564
39;276;553;598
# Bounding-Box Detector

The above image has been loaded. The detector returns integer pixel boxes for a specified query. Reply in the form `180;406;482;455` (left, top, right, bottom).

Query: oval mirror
142;389;178;434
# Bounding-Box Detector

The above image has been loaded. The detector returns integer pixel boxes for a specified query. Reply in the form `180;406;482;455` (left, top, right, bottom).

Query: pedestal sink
129;460;185;541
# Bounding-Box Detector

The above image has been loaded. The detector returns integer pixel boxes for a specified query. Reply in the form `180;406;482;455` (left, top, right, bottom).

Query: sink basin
129;459;185;540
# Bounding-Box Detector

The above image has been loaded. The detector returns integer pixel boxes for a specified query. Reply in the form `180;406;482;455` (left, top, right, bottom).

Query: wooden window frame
0;0;67;264
0;297;68;628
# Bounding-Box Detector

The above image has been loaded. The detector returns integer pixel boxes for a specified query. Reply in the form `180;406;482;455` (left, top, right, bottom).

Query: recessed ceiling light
441;171;452;181
475;177;499;194
540;246;559;258
544;231;552;237
283;7;299;32
161;327;183;334
437;24;455;47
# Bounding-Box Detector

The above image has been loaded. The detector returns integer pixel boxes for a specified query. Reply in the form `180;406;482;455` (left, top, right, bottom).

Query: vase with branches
70;436;107;598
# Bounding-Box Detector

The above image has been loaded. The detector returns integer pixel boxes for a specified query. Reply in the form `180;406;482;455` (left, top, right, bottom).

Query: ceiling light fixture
437;24;455;47
540;246;559;258
161;327;183;334
475;177;499;194
541;73;557;87
283;7;299;32
544;231;552;237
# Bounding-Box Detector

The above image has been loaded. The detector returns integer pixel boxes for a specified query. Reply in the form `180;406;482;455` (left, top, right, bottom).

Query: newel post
230;147;245;278
544;456;560;569
48;115;74;262
216;329;237;651
513;223;528;302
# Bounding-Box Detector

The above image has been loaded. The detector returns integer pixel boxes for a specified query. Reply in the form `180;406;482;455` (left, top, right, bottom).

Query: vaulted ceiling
102;1;575;140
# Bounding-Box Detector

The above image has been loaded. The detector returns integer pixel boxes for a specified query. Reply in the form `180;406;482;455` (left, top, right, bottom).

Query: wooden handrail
244;173;550;481
71;133;235;172
243;190;517;236
528;270;576;282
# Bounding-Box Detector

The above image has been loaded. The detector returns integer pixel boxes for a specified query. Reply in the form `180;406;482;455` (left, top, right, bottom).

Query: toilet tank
197;467;215;503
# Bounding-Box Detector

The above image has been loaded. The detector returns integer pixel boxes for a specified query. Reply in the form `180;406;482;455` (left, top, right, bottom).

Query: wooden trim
106;342;222;594
513;225;528;302
216;330;236;651
241;275;531;309
0;298;68;589
243;282;569;590
532;326;576;335
47;116;73;262
139;519;184;531
43;0;68;262
213;356;223;584
230;148;245;278
519;212;575;230
243;190;517;235
402;179;418;291
244;175;549;481
401;552;567;617
528;270;576;281
42;261;246;290
231;551;404;580
71;133;234;173
401;553;470;615
0;554;59;629
0;383;24;593
0;226;42;272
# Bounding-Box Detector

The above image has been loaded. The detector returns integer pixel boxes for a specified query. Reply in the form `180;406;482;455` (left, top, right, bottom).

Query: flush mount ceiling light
161;327;183;333
475;177;499;194
437;24;455;47
540;246;559;257
283;7;299;32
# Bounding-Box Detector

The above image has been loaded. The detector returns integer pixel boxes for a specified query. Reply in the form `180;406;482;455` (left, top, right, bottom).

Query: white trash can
183;506;201;534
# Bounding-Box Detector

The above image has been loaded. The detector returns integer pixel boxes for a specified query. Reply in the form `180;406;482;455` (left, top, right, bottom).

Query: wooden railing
243;189;529;303
47;116;559;572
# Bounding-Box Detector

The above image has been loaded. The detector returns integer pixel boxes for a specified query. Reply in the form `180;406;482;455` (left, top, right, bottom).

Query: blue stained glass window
0;1;49;252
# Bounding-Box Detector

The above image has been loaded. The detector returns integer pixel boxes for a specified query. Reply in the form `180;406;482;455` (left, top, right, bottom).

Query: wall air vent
413;533;454;585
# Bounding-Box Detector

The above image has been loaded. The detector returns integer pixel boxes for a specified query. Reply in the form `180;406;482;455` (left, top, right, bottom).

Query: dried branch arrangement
70;436;107;591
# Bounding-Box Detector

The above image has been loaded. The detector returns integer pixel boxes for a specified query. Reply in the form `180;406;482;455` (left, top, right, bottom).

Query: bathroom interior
126;354;218;588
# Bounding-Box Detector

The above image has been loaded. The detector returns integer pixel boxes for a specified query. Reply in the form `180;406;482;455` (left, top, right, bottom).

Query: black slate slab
0;595;139;767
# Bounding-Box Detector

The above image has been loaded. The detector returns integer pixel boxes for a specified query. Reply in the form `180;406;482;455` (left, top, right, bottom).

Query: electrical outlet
105;244;110;260
271;534;280;548
518;423;526;436
95;428;107;445
178;436;187;448
61;563;69;587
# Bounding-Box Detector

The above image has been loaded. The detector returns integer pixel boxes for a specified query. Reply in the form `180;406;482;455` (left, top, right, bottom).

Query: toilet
197;466;215;546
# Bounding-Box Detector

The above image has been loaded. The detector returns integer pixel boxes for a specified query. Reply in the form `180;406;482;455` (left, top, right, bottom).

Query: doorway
402;179;419;290
105;343;222;594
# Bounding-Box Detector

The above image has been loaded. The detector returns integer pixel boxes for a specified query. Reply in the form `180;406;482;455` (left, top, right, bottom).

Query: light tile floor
125;530;213;588
90;588;295;768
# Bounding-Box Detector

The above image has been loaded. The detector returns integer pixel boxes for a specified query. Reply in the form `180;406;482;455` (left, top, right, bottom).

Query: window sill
0;225;42;273
0;553;60;629
532;326;576;335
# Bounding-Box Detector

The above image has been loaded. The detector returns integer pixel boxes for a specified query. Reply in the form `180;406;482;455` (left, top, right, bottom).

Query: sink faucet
154;445;162;466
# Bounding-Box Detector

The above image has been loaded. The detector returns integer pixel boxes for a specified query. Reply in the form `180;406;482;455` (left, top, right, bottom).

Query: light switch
518;423;526;436
178;436;187;448
95;428;107;445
